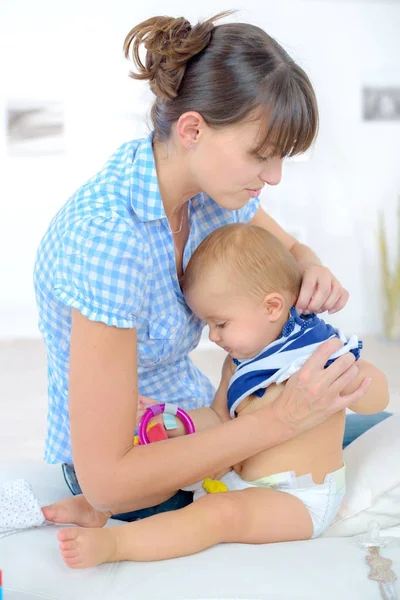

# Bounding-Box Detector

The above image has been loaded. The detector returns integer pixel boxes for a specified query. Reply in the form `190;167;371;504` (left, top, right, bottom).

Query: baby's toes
57;526;80;543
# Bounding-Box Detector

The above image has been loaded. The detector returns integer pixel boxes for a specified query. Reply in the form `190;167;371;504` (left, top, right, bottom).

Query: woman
35;12;389;522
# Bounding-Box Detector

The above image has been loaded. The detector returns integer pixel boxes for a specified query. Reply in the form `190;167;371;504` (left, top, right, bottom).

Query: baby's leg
58;488;313;568
43;494;110;528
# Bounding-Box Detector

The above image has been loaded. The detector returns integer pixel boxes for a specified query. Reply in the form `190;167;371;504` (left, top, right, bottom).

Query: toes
42;505;59;521
60;548;79;559
59;540;78;552
62;556;83;569
43;504;69;523
57;527;79;542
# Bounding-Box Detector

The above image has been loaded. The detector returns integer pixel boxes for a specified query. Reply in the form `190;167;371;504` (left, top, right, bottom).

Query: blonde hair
182;223;301;302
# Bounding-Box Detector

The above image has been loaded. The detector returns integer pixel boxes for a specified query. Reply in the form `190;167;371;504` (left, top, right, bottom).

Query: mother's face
189;118;284;210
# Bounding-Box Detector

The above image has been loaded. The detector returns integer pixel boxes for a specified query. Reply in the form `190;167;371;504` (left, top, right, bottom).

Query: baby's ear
262;293;286;322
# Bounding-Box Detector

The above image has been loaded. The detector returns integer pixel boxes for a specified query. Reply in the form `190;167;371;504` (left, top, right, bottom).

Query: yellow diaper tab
250;465;346;491
250;471;296;488
203;478;229;494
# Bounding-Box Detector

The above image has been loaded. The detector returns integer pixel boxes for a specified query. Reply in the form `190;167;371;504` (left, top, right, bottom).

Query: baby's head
183;223;301;360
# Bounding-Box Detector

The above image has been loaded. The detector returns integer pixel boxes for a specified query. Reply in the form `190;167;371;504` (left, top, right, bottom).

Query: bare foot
57;526;118;568
42;494;110;528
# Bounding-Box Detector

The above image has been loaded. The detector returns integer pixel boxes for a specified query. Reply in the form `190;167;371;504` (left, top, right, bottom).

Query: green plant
379;198;400;340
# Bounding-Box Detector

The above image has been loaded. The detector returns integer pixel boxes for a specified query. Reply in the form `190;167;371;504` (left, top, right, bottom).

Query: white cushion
0;460;400;599
324;414;400;537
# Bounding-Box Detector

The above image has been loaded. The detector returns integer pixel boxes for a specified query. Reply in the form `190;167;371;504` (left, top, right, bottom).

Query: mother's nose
260;158;283;186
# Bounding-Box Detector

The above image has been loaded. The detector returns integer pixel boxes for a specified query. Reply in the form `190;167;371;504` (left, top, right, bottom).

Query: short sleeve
235;197;260;223
53;215;147;328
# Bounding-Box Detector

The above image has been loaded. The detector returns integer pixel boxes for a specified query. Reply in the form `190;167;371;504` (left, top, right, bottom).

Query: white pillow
323;414;400;537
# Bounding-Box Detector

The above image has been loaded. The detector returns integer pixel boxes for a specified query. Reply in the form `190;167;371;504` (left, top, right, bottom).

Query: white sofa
0;453;399;600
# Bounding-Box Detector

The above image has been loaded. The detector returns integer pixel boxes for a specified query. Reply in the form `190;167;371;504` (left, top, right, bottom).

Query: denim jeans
62;411;392;523
61;462;193;522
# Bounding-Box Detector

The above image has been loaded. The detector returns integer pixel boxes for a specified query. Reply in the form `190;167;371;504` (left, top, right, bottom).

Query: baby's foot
57;526;118;568
42;494;110;528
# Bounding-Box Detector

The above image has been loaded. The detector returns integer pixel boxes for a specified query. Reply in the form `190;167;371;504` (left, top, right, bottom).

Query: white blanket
0;478;45;539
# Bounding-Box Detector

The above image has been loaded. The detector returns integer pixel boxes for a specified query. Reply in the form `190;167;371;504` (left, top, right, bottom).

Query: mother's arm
69;310;368;514
250;206;349;314
69;309;291;512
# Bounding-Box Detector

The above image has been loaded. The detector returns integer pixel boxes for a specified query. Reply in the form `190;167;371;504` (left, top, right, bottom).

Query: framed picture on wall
363;87;400;121
6;99;64;157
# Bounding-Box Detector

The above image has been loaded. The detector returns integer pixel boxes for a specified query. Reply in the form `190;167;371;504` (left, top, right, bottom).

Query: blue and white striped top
227;308;362;417
34;132;260;463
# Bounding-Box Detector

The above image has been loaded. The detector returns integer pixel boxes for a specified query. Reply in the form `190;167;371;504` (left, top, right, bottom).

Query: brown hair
182;223;302;302
123;12;318;158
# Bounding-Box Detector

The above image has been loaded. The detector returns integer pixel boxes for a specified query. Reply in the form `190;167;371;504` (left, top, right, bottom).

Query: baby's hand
136;395;163;428
296;264;349;315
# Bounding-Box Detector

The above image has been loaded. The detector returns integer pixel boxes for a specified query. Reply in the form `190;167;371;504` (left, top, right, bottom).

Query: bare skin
64;116;355;514
56;488;313;568
44;226;378;566
43;495;111;528
47;355;386;569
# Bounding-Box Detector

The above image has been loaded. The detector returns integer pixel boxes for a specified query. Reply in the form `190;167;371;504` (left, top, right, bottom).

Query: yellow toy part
202;477;229;494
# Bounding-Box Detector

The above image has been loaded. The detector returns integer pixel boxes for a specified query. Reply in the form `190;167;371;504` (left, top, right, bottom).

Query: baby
47;223;389;567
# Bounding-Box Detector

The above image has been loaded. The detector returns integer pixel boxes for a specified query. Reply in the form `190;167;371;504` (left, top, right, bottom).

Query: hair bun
124;15;215;100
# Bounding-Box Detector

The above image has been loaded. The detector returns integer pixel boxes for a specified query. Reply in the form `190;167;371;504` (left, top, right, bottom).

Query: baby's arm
210;354;235;422
168;355;234;437
341;359;389;414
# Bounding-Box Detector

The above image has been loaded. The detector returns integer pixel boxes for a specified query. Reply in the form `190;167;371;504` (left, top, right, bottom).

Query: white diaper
187;466;346;539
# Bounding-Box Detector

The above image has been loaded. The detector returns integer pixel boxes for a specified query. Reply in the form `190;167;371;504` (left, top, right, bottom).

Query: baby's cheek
242;338;253;351
232;331;247;348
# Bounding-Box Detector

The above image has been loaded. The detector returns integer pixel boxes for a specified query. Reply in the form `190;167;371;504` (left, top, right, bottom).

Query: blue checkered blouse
34;133;260;463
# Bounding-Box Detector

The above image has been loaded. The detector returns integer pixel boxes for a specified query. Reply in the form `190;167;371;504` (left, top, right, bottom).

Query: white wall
0;0;399;338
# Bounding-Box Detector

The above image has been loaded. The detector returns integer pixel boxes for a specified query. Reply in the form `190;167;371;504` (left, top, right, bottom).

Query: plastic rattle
138;403;195;445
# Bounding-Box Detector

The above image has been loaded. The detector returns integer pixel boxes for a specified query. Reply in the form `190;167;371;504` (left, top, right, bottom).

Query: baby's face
185;271;276;360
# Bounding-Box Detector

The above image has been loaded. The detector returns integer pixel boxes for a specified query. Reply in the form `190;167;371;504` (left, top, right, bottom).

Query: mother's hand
296;264;349;315
271;338;370;435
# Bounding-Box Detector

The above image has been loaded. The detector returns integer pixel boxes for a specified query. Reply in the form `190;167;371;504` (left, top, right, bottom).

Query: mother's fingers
304;275;332;314
326;377;371;414
322;352;357;388
328;288;350;314
326;362;359;396
295;278;315;313
301;337;344;374
320;282;343;313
